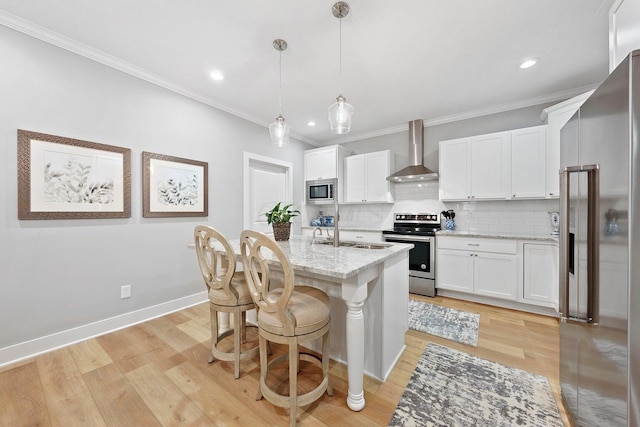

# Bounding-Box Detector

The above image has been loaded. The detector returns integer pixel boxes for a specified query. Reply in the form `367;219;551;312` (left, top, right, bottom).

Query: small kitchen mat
389;343;563;427
408;299;479;347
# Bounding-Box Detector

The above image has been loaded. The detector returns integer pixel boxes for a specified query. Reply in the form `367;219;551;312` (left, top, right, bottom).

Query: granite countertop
223;236;412;280
436;230;559;242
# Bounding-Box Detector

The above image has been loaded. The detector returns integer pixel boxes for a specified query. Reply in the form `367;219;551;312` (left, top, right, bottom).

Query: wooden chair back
194;225;239;301
240;230;296;336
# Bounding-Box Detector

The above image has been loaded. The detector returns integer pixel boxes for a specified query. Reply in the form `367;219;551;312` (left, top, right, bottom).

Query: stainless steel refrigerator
559;49;639;426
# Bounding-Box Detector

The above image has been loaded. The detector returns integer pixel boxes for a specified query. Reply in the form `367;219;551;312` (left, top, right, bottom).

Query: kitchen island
226;235;412;411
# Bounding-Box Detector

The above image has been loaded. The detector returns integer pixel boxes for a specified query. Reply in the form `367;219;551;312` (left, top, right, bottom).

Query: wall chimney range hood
386;119;438;182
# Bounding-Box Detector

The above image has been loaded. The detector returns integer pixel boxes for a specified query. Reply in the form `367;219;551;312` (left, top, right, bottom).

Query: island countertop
227;235;412;280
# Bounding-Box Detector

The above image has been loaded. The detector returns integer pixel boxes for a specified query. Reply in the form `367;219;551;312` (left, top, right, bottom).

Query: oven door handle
384;234;434;242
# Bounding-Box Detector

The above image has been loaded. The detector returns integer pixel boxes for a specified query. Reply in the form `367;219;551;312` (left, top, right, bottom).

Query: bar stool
240;230;332;427
194;225;259;379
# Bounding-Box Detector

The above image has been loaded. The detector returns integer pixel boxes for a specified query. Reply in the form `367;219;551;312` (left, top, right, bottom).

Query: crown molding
0;11;317;146
0;10;599;148
315;83;601;146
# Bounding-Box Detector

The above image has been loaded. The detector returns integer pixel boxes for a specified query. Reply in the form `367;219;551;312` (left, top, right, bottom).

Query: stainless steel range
382;213;441;297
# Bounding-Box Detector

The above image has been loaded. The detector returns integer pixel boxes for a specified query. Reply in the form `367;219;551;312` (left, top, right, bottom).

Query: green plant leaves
263;202;300;224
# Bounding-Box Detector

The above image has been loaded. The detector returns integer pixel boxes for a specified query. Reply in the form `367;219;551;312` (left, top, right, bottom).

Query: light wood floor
0;295;570;426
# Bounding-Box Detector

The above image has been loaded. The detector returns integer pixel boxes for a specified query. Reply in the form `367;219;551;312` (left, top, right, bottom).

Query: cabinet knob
513;194;516;198
471;195;475;199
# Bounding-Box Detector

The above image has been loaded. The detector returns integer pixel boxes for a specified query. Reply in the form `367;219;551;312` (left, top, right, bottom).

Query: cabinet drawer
437;237;517;254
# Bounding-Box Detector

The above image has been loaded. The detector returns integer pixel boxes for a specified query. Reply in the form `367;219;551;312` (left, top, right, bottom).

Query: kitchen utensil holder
445;219;456;231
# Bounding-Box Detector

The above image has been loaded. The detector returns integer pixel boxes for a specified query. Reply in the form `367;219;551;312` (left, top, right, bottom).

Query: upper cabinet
540;92;592;198
470;132;511;199
344;150;394;203
439;126;548;201
609;0;640;71
304;145;351;182
511;125;546;199
439;131;510;201
439;137;470;200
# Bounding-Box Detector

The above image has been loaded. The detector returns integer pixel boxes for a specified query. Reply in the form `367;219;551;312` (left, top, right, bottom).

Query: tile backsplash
303;181;560;237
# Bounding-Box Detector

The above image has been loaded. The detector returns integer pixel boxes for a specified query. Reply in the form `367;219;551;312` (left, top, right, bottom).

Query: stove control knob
421;264;427;270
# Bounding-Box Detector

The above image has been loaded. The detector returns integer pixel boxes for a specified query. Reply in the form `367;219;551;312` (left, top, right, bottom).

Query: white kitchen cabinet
344;150;394;203
540;92;592;198
510;125;546;199
437;236;517;301
438;137;470;200
304;145;350;181
437;248;474;292
439;132;509;201
470;132;510;199
474;252;518;300
338;230;383;242
522;242;558;306
301;228;382;242
609;0;640;72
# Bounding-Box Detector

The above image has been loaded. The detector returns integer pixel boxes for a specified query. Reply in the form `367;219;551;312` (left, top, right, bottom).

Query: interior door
243;153;293;234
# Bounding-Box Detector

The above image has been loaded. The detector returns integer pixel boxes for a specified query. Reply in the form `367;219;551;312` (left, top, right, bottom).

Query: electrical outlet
120;285;132;299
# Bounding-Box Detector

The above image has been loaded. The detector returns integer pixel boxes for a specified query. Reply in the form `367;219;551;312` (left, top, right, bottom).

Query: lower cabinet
474;252;518;300
437;237;517;301
437;235;559;312
437;249;474;292
301;228;382;242
522;243;558;305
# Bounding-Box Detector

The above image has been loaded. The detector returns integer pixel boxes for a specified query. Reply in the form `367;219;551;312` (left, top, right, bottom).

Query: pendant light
328;2;354;134
269;39;291;147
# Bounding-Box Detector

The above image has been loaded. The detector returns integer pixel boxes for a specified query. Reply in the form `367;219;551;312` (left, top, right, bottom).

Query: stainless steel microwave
306;179;337;205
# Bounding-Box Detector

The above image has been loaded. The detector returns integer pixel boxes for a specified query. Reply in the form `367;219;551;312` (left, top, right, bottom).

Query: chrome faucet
312;227;324;244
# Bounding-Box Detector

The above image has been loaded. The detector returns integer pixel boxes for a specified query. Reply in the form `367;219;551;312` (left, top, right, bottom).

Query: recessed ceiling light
519;58;538;69
307;121;316;127
209;70;225;81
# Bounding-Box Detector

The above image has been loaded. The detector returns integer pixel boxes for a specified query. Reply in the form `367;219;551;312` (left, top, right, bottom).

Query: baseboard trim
0;291;208;368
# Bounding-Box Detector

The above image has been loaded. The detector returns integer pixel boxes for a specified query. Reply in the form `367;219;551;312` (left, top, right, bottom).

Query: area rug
389;343;563;427
408;299;479;347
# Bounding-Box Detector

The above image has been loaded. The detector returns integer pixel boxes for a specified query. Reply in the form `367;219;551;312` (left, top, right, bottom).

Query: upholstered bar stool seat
208;272;254;306
240;230;332;427
258;287;331;336
194;226;259;379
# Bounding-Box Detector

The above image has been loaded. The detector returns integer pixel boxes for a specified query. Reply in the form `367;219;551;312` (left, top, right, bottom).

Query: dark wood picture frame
142;151;208;218
17;129;131;220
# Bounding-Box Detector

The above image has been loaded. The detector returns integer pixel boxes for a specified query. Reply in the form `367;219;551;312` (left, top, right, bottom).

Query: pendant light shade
328;94;354;134
269;115;291;148
270;39;290;147
329;2;353;134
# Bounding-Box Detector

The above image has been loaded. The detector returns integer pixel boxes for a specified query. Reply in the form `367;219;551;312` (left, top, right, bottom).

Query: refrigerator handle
559;169;569;320
560;164;600;325
586;165;599;325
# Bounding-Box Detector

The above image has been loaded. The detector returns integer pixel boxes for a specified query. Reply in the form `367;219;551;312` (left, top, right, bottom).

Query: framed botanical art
142;151;208;218
17;129;131;220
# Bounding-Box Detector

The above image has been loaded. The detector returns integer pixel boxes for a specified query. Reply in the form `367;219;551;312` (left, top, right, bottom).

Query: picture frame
142;151;208;218
17;129;131;220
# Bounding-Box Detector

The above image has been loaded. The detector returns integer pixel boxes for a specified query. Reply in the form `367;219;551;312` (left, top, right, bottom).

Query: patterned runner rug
408;299;479;347
389;343;563;427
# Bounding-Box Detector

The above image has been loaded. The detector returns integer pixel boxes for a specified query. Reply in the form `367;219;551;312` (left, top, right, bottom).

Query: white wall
0;25;310;360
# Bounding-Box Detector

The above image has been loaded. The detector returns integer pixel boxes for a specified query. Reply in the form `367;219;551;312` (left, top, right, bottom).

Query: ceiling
0;0;611;146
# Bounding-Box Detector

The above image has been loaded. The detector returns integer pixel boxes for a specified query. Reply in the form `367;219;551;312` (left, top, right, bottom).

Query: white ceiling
0;0;611;146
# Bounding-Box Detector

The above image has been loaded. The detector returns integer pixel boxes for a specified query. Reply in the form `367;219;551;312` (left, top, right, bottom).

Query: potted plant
264;202;300;241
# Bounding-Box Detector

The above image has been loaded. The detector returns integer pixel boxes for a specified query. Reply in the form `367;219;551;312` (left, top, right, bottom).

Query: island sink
313;240;392;249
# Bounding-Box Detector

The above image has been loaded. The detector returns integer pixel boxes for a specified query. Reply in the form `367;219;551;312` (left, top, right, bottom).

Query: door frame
243;152;294;230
